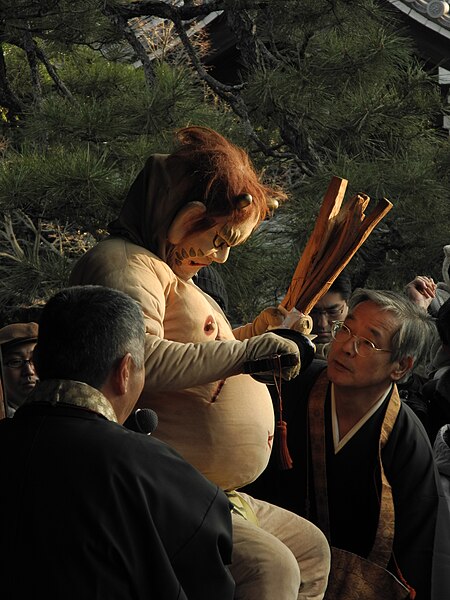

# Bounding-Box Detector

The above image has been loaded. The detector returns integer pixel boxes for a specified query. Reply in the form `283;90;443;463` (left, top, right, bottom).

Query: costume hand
405;276;436;311
279;308;313;336
244;332;301;380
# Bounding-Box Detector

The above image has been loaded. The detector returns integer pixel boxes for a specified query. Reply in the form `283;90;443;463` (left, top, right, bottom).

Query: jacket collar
26;379;118;423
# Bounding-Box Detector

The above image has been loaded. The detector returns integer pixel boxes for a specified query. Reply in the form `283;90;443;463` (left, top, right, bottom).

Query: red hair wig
169;126;287;233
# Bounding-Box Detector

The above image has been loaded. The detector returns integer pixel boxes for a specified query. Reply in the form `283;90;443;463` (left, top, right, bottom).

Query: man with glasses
245;288;450;599
309;272;352;351
0;322;39;417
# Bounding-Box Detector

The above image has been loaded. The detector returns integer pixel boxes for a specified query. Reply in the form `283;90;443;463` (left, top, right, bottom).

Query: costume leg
230;511;301;600
230;492;330;600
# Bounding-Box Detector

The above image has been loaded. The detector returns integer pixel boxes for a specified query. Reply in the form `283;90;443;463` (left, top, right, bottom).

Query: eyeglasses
331;321;391;357
310;304;346;319
4;358;35;370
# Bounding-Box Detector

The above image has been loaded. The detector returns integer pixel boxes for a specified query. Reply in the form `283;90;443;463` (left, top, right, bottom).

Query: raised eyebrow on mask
213;234;227;248
218;232;244;247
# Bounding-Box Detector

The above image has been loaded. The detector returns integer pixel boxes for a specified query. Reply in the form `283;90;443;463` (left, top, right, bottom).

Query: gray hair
35;286;145;389
348;288;437;374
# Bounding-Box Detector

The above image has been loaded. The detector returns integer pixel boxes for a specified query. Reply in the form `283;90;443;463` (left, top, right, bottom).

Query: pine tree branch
225;8;320;173
22;28;43;105
110;1;321;173
7;30;73;101
110;0;228;21
102;5;156;86
171;11;242;94
34;44;73;100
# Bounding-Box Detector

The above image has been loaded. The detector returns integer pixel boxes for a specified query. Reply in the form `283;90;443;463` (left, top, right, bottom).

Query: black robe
243;360;450;600
0;401;235;600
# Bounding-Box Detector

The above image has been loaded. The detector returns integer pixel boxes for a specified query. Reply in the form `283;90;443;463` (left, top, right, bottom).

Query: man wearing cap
0;322;39;417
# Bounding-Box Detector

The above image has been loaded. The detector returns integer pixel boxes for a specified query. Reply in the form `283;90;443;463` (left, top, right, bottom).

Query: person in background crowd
309;272;352;357
404;275;437;313
434;425;450;514
424;298;450;443
309;272;436;359
0;285;235;600
433;417;450;600
426;246;450;381
0;322;39;417
429;245;450;318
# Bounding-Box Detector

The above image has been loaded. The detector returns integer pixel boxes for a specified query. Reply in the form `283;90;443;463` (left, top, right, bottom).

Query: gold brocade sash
307;371;414;598
308;370;400;565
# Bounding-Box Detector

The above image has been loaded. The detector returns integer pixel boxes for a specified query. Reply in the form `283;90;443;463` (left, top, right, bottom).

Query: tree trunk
22;29;43;105
0;42;23;117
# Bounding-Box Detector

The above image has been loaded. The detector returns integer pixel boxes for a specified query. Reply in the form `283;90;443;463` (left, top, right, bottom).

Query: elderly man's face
2;341;39;409
327;300;405;395
168;214;258;280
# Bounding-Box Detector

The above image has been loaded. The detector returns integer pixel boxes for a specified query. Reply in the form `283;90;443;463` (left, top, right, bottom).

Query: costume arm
143;332;300;391
136;270;302;388
70;249;301;391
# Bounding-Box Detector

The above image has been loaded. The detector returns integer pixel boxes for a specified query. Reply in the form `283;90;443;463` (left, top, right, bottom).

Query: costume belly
70;241;275;490
139;374;275;491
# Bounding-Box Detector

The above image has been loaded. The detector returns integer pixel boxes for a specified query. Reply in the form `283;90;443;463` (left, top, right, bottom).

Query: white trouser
229;492;330;600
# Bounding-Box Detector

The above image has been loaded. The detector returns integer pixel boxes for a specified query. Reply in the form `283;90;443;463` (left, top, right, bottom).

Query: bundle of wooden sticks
281;176;393;314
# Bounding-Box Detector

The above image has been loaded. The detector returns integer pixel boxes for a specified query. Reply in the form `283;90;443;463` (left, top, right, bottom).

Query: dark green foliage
0;0;449;323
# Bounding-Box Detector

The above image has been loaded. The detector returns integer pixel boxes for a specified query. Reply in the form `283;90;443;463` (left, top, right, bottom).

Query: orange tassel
275;419;293;470
272;355;293;470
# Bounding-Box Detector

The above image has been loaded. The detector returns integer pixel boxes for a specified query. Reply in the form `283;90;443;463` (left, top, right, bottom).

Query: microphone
124;408;159;435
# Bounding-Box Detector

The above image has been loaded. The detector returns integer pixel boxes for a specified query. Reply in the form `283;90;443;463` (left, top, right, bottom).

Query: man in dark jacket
245;288;450;600
0;285;235;600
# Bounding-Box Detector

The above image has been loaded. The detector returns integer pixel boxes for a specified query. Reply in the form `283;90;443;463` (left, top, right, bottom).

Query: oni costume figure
70;126;330;599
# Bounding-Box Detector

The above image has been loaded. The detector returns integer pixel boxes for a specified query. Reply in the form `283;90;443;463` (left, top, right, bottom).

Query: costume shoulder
70;237;175;290
70;237;177;337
